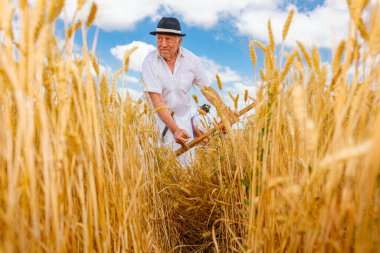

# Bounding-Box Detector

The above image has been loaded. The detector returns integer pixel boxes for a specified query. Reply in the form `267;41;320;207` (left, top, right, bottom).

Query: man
191;104;211;138
142;17;237;156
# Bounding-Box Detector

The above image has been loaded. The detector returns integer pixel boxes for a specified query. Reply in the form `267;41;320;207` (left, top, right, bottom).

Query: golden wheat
0;1;379;253
86;3;98;28
268;19;275;52
296;40;312;68
332;40;346;73
249;40;257;68
216;73;223;90
282;9;295;42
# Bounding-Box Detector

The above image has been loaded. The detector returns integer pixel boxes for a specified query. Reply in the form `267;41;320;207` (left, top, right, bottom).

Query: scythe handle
175;101;256;157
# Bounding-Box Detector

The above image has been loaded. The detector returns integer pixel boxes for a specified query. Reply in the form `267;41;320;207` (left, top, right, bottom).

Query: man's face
156;34;182;61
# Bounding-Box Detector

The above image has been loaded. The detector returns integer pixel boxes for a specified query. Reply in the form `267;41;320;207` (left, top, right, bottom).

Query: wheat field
0;0;379;252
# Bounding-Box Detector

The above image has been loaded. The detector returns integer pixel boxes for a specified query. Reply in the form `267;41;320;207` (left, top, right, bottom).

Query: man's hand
173;128;191;145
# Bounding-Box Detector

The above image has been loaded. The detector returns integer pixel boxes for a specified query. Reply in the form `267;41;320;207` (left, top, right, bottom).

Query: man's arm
148;92;190;144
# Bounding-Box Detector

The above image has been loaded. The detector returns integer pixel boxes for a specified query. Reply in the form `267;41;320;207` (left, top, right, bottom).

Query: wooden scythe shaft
175;102;256;157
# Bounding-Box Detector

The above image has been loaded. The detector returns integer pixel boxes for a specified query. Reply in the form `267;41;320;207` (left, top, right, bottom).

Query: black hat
150;17;186;37
201;104;211;113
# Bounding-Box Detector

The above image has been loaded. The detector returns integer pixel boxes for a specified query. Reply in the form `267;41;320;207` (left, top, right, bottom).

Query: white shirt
142;47;210;151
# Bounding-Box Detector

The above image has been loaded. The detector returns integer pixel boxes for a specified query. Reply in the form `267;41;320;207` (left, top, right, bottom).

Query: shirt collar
178;47;185;58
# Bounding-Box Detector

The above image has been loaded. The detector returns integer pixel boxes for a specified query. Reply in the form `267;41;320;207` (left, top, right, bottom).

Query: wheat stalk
332;41;346;73
47;0;64;23
311;46;320;70
77;0;87;12
123;46;138;72
86;3;98;28
281;50;297;81
282;9;295;42
66;21;82;39
268;20;275;52
89;52;99;76
216;74;223;90
253;40;266;52
192;94;199;104
296;41;312;69
249;41;257;68
0;1;379;253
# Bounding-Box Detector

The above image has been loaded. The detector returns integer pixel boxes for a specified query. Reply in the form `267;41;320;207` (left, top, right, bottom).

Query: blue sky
52;0;357;107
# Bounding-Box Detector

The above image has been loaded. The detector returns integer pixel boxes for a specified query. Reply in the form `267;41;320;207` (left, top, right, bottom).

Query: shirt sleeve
193;56;210;90
141;57;162;93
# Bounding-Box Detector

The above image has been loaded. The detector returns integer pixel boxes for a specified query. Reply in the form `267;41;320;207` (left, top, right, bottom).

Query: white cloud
159;0;276;28
87;0;285;32
110;41;156;72
26;0;158;31
219;67;243;83
236;2;351;49
126;75;139;84
27;0;380;50
227;82;256;95
93;0;160;31
199;56;243;83
69;0;282;30
59;0;352;50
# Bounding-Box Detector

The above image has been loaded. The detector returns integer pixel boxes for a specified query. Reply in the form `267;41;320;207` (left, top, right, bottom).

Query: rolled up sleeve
142;58;162;93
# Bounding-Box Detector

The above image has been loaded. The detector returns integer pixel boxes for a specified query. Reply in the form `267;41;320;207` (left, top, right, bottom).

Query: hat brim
150;31;186;37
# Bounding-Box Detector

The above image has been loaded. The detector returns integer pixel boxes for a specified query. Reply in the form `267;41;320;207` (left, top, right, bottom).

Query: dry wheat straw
48;0;64;23
89;52;99;76
296;40;312;68
319;141;372;168
192;94;199;104
216;74;223;90
253;40;266;52
268;20;275;52
233;94;239;110
332;41;346;73
66;21;82;39
249;41;257;68
153;106;169;114
77;0;86;11
124;46;138;72
282;9;294;42
281;50;297;81
1;1;379;252
86;3;97;28
32;0;47;41
369;5;380;55
311;45;320;70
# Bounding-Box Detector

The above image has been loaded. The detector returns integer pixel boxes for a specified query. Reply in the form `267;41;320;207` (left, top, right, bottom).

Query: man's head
150;17;185;60
156;34;182;60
